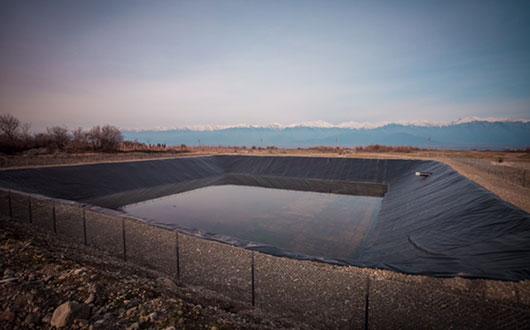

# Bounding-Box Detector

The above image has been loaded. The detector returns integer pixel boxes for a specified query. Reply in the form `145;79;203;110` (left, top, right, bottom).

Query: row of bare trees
0;114;123;154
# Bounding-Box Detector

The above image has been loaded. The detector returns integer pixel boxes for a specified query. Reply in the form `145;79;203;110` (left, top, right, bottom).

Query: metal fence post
28;196;32;224
364;277;370;330
176;232;181;281
122;218;127;261
52;201;57;234
251;252;255;306
8;191;12;218
82;208;87;246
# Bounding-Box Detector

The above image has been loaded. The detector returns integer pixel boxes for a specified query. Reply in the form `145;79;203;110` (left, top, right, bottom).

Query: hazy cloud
1;0;529;130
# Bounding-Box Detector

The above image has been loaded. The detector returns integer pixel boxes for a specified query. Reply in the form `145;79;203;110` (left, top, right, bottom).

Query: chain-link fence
1;188;529;329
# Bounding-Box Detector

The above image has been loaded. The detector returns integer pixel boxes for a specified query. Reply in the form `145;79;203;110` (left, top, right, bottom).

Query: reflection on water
121;184;382;260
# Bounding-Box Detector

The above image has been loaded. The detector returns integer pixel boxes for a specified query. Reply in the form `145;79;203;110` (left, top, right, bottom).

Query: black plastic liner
85;174;387;209
1;155;529;281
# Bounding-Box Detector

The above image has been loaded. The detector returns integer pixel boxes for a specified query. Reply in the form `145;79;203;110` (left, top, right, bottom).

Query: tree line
0;113;124;154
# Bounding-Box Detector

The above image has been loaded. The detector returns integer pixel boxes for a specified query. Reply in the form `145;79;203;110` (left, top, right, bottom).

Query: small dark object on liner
415;171;433;177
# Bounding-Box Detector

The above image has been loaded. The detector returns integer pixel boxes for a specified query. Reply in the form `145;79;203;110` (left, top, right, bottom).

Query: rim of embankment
0;151;430;171
2;151;529;213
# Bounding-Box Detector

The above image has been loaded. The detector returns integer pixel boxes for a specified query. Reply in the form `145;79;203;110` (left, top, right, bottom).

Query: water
121;184;383;260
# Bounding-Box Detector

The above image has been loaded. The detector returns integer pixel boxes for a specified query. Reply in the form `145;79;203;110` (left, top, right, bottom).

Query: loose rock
159;277;179;291
84;292;95;304
126;306;137;317
51;301;91;328
127;322;140;330
24;312;41;324
41;313;52;323
74;318;89;326
0;311;15;321
148;311;158;322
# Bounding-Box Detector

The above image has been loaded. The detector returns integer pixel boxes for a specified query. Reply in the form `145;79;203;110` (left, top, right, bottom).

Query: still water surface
121;184;382;260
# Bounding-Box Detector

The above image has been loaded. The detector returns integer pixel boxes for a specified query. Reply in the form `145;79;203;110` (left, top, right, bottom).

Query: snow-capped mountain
127;117;529;132
123;118;530;150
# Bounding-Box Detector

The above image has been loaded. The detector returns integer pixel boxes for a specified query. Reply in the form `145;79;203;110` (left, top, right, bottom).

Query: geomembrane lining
0;155;529;281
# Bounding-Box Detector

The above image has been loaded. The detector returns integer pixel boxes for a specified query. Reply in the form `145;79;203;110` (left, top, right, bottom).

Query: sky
1;0;529;131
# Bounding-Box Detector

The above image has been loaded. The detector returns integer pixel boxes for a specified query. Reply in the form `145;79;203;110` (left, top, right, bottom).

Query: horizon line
124;116;530;132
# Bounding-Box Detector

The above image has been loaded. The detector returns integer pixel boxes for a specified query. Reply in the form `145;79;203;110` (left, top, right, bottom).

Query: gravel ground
441;157;530;213
0;216;304;330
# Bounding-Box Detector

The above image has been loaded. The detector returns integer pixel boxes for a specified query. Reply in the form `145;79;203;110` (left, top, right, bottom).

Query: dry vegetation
0;114;191;168
0;114;124;154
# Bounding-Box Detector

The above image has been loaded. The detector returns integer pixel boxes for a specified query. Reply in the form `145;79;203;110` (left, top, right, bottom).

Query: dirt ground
0;216;303;330
2;149;529;213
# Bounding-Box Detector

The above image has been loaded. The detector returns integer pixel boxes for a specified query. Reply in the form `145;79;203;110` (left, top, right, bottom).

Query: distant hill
122;119;530;150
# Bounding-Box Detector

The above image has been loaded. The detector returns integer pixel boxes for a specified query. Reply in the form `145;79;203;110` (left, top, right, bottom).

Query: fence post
8;191;12;218
176;232;181;281
28;196;32;224
364;276;370;330
122;218;127;261
52;201;57;234
251;252;255;307
82;208;87;246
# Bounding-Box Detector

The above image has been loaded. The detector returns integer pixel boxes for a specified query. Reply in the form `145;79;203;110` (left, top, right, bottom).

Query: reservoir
121;184;383;260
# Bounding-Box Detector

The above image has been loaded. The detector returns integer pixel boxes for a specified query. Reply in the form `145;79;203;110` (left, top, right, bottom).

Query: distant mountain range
122;118;530;150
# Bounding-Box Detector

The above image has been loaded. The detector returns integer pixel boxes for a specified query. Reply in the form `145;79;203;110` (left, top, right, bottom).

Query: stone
74;318;89;326
159;277;179;291
0;311;15;321
84;293;95;304
126;307;137;317
0;277;17;283
95;307;106;315
73;268;85;275
41;313;52;323
51;302;91;328
3;268;14;278
24;313;41;324
127;322;140;330
148;312;157;322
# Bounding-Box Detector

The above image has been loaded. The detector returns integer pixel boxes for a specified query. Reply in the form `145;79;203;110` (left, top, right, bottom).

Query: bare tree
33;133;49;148
20;123;31;139
46;126;70;150
87;126;102;149
19;122;32;148
0;114;124;153
86;125;122;151
0;113;21;142
100;125;123;151
72;127;90;150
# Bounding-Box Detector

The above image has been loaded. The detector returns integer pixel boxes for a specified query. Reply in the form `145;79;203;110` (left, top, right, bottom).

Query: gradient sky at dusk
1;0;529;130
